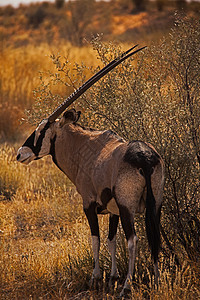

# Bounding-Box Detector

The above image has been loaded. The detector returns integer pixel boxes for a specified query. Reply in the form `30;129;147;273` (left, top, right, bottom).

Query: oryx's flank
17;46;164;297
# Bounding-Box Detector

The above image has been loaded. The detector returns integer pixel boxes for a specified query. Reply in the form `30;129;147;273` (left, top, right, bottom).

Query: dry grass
0;4;200;298
0;144;199;299
0;43;98;141
0;43;98;107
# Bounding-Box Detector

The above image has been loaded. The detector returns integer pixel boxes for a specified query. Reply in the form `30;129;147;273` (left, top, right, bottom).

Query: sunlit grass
0;144;199;299
0;42;98;140
0;10;199;298
0;43;98;107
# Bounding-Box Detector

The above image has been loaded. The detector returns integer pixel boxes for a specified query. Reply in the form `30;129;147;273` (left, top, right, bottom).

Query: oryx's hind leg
117;204;138;297
84;202;101;287
154;204;162;286
151;162;164;287
107;214;119;288
114;166;144;297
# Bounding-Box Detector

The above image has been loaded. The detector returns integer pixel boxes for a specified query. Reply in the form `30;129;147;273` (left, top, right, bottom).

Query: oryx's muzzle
17;146;36;165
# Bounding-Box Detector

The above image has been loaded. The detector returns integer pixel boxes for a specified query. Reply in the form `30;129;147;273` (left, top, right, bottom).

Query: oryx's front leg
107;214;119;288
84;202;101;285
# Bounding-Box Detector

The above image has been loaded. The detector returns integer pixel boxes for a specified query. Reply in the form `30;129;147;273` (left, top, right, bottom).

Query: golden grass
0;39;137;139
0;42;99;140
0;43;98;106
0;13;200;297
0;144;199;299
0;3;199;297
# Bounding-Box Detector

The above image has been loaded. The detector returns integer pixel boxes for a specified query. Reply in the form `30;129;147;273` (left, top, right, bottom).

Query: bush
83;17;200;267
65;0;96;46
55;0;65;9
27;6;46;28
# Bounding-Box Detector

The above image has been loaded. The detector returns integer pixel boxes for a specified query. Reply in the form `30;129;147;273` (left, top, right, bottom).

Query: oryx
17;46;164;297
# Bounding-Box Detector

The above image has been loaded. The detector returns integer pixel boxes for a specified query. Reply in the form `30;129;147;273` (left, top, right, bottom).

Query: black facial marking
34;122;50;156
23;122;50;157
23;131;36;150
124;141;160;176
84;202;100;238
108;214;119;241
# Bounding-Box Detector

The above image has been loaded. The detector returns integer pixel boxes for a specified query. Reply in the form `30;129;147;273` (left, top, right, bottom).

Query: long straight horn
48;45;146;123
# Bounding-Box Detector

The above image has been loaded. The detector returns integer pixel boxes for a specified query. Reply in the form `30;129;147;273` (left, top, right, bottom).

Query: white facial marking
17;146;36;165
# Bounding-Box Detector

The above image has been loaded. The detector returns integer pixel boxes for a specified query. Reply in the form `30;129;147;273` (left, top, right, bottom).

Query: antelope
17;46;165;297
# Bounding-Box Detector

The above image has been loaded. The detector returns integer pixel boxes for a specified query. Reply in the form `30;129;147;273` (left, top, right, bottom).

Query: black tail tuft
144;172;161;263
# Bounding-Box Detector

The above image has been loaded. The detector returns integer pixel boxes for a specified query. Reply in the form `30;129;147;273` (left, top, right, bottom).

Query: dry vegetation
0;0;200;299
0;145;199;299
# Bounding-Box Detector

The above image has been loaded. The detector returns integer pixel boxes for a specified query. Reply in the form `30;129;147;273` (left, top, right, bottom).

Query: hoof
108;274;119;289
119;287;131;298
89;276;102;290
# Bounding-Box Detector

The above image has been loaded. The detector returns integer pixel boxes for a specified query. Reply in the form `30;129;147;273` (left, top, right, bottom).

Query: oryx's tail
123;140;161;262
144;169;161;263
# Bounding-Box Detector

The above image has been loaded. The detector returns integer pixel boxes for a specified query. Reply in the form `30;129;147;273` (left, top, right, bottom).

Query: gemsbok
17;45;165;297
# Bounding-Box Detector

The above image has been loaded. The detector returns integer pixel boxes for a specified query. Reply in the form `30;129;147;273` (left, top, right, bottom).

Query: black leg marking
101;188;112;206
85;203;101;286
117;204;135;241
96;188;113;214
84;202;100;238
108;214;119;241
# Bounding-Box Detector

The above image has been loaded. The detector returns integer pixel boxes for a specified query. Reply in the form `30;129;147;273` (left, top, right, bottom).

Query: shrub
65;0;96;46
55;0;65;9
27;6;46;28
82;17;200;267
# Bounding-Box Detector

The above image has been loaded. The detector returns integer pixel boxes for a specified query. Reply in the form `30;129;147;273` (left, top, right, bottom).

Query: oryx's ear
59;109;81;127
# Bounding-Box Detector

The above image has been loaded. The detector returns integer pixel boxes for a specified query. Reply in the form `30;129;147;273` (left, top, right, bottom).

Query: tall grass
0;8;200;299
0;143;199;299
0;43;98;141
